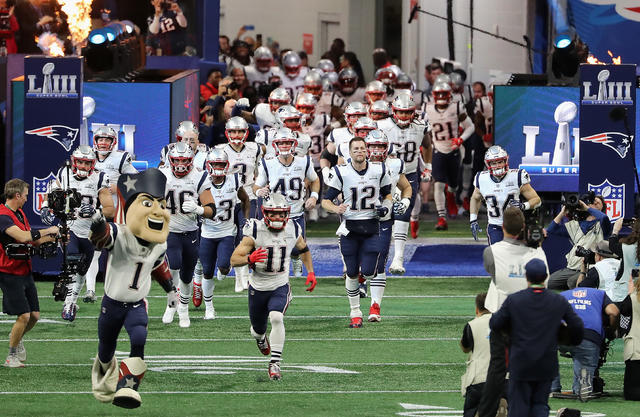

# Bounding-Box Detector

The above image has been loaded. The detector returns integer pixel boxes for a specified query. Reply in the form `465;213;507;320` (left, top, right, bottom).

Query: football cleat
83;290;97;303
292;257;303;278
368;303;381;322
61;303;78;322
445;191;458;218
177;304;190;328
389;257;405;275
192;282;202;308
235;275;244;293
4;354;25;368
257;336;271;355
358;281;367;298
216;269;227;281
410;220;419;239
349;317;363;328
268;361;281;380
435;217;448;231
204;305;216;320
162;305;176;324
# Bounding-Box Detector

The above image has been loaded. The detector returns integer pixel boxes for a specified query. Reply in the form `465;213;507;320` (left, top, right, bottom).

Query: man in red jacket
0;179;58;368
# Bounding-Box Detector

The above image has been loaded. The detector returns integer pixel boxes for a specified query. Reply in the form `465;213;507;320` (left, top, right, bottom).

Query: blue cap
525;258;547;282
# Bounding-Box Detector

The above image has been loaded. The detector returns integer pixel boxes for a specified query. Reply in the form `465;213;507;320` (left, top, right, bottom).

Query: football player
321;137;393;328
424;82;474;231
44;146;115;321
335;68;365;105
244;46;283;89
316;59;335;73
256;105;311;158
364;130;412;320
89;168;175;409
375;66;400;100
254;128;320;278
306;71;345;122
230;193;317;380
470;145;540;244
159;142;215;328
380;93;432;275
199;149;250;318
364;80;387;106
368;100;391;122
84;126;138;303
159;121;207;171
238;87;291;129
280;51;307;98
336;117;377;163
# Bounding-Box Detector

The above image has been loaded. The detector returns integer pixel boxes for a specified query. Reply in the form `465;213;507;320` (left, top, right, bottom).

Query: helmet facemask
262;207;290;230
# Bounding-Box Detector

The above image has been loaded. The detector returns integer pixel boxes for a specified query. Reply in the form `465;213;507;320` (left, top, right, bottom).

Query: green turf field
0;278;637;416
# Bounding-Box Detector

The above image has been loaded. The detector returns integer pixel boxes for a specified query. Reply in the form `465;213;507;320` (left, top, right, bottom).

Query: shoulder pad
243;218;257;237
338;162;348;167
263;155;276;161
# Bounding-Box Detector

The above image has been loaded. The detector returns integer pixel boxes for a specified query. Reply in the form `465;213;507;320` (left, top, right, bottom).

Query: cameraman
0;179;58;368
476;206;549;417
576;240;627;302
547;194;611;291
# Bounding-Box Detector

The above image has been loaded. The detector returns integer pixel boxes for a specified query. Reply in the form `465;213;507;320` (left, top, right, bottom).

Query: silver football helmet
71;145;97;178
316;59;335;73
449;72;463;89
434;73;452;85
276;105;303;130
254;46;273;72
92;126;118;155
484;145;509;178
295;92;317;123
395;73;413;91
282;51;302;77
261;192;290;230
353;117;377;138
303;71;323;98
225;116;249;145
268;87;291;112
272;127;298;157
364;80;386;104
368;100;390;121
167;141;194;177
175;120;199;150
432;82;452;106
391;93;416;127
338;68;358;94
364;130;389;162
206;148;229;178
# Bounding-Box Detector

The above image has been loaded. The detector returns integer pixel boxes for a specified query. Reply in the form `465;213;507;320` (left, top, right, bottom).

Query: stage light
555;35;572;49
89;29;107;45
103;27;117;42
121;20;135;34
551;35;588;82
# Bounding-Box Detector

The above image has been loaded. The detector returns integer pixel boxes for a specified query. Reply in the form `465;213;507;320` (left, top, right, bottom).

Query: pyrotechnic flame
36;33;65;57
607;50;622;65
58;0;93;52
587;51;622;65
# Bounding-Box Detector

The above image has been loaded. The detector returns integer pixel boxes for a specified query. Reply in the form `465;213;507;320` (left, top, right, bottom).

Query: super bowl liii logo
26;62;79;99
582;69;633;105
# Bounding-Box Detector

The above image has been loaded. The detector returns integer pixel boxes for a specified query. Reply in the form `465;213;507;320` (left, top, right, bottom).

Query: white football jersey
280;69;308;98
255;155;318;217
56;170;107;239
201;174;240;239
159;166;212;233
327;126;355;150
303;114;330;167
95;150;137;206
383;121;427;174
253;103;278;129
425;102;465;154
219;142;262;200
475;168;531;226
243;218;301;291
102;224;167;303
315;91;342;116
474;96;493;138
160;144;207;171
375;117;396;132
326;161;391;220
244;65;283;89
337;88;366;105
386;157;405;191
336;142;351;161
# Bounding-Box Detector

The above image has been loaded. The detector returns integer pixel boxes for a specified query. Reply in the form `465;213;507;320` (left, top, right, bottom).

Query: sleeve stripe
198;172;208;192
293;220;300;238
334;166;344;185
305;155;311;177
380;162;387;182
252;221;258;239
97;172;105;190
517;169;523;187
262;158;270;182
119;152;128;173
475;173;480;189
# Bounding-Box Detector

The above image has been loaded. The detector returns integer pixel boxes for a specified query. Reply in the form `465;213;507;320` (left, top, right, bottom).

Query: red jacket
0;204;32;275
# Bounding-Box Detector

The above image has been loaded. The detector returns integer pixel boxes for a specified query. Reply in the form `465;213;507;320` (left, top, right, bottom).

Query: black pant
508;379;551;417
463;382;485;417
624;359;640;401
477;331;508;417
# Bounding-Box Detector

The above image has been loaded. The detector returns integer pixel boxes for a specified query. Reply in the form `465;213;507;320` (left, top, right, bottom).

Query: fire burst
59;0;93;54
36;33;65;57
587;50;622;65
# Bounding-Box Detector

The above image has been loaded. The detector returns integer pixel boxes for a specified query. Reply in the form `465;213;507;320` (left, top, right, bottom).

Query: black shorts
0;272;39;315
432;149;461;187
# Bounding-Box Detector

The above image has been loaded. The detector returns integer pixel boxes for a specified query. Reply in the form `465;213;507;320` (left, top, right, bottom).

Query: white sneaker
177;304;190;328
82;290;97;303
162;305;176;324
4;354;24;368
16;339;26;363
389;257;405;275
235;275;244;293
318;206;329;219
204;305;216;320
308;207;319;222
292;257;303;278
216;269;227;281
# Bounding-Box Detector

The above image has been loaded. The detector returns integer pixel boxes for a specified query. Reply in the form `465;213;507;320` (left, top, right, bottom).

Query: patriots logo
581;132;633;158
26;125;78;151
588;179;625;221
32;172;56;215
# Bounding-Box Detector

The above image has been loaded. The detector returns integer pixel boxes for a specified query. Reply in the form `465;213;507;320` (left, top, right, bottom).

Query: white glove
182;199;204;215
167;290;178;309
256;186;270;198
236;97;250;108
322;167;331;183
393;198;411;216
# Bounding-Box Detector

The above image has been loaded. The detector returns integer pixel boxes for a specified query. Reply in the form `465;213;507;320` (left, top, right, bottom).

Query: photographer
0;179;58;368
147;0;187;56
477;206;549;417
576;240;628;302
547;193;611;291
609;218;640;295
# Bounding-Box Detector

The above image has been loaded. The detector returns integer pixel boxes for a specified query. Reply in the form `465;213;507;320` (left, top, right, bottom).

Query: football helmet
254;46;273;73
282;51;302;78
295;93;317;123
364;130;389;162
449;72;464;91
268;88;291;113
316;59;335;73
391;93;416;128
375;67;398;86
364;80;386;104
434;73;452;86
206;148;229;178
272;127;298;157
484;145;509;178
303;71;323;98
338;68;358;94
394;73;413;91
432;82;452;106
262;193;290;230
353;117;377;138
276;105;303;131
225;116;249;145
175;121;199;150
168;142;194;177
92;126;118;155
368;100;390;121
71;145;97;178
344;101;367;130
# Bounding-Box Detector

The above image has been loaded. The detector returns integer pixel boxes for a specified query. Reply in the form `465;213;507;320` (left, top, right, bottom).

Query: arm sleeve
608;235;623;258
619;295;632;316
0;215;15;234
578;268;599;288
461;323;474;351
546;220;569;238
151;254;174;293
254;161;267;187
324;186;341;201
306;157;318;181
460;114;474;141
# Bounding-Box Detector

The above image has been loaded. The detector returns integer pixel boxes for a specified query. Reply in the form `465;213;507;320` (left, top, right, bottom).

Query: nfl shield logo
588;179;625;221
32;172;57;215
572;289;587;298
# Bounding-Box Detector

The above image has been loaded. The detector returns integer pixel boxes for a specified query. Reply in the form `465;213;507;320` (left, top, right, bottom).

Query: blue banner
579;64;636;221
23;56;83;222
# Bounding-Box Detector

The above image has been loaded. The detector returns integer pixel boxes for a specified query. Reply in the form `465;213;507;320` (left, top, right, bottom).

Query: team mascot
89;168;175;408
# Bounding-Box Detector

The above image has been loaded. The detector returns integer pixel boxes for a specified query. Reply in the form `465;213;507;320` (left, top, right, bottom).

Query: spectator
0;179;59;368
490;259;584;417
553;286;619;399
321;37;345;71
219;34;231;66
298;50;308;68
460;293;492;417
472;81;487;100
147;0;188;56
14;0;57;53
609;218;640;298
227;39;253;73
577;240;627;302
546;194;612;290
618;278;640;400
423;62;443;95
200;68;222;103
372;48;392;73
0;0;18;55
339;52;365;87
230;66;249;96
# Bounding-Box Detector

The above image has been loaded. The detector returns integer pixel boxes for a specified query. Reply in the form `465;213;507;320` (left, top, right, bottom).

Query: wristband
470;213;478;222
424;163;432;170
523;201;531;210
309;191;319;200
31;230;41;241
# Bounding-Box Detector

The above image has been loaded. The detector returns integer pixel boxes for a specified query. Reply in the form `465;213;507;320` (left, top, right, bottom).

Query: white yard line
0;337;459;342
